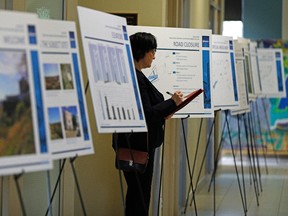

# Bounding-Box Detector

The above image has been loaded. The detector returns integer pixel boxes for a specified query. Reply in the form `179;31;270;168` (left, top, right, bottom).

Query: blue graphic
230;52;238;101
28;25;37;45
69;31;76;48
122;25;128;41
72;53;90;140
125;44;144;120
275;52;284;91
202;50;211;108
31;51;47;153
202;36;209;48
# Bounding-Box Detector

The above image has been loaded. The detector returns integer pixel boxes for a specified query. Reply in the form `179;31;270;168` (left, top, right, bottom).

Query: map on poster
257;48;286;98
77;6;147;133
0;10;51;176
230;40;250;115
212;35;239;110
38;19;94;159
128;25;213;118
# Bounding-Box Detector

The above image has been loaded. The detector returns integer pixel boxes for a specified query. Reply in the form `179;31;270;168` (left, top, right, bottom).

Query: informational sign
257;48;286;98
38;19;94;159
212;35;239;110
0;10;51;176
237;38;256;100
128;25;214;118
230;40;250;115
77;7;147;133
249;41;262;96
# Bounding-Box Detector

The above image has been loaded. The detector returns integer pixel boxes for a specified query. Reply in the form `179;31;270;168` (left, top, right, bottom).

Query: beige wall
189;0;210;29
79;0;167;27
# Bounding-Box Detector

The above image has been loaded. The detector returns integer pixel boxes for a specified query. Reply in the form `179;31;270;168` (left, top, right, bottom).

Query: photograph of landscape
48;107;63;140
44;63;61;90
60;63;74;90
61;106;81;138
0;49;36;157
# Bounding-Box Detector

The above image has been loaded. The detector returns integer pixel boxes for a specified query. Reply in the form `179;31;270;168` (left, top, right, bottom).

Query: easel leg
45;159;66;216
261;98;278;162
157;143;165;216
237;114;247;214
243;114;260;204
208;111;227;192
254;101;269;174
14;173;27;216
248;113;263;192
70;156;87;216
181;117;198;215
225;111;246;215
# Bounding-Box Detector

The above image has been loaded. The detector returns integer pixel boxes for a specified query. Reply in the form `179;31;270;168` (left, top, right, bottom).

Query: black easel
14;172;27;216
45;156;88;216
261;98;278;162
247;111;263;193
254;100;268;174
157;128;165;216
242;113;260;205
185;115;216;213
208;110;246;215
236;114;248;214
45;159;66;216
113;132;126;216
70;155;87;216
180;116;198;215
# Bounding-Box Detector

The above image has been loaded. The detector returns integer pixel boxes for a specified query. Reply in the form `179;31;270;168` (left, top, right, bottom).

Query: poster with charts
212;35;239;110
77;7;147;133
0;10;52;176
230;40;250;115
249;41;262;97
128;25;213;118
257;48;286;98
38;19;94;159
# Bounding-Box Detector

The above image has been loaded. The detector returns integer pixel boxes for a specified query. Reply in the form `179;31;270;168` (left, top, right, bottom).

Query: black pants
123;149;155;216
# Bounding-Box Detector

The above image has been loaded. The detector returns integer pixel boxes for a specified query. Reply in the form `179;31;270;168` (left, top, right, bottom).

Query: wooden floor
184;155;288;216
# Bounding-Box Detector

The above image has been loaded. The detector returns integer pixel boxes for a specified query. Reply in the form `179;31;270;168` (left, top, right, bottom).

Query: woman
113;32;183;216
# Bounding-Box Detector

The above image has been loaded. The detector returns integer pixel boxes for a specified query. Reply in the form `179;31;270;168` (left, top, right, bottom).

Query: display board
38;19;94;159
257;48;286;98
211;35;239;110
237;38;256;100
249;41;262;96
128;25;214;118
257;40;288;152
230;40;250;115
77;7;147;133
0;10;51;176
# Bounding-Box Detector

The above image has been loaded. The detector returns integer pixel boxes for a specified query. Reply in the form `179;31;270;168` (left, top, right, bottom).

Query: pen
166;91;173;96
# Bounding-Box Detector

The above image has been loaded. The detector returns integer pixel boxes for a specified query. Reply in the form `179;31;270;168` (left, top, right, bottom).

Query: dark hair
129;32;157;62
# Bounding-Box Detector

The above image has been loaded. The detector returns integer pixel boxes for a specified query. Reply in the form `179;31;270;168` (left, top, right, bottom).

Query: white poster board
249;41;262;97
230;40;250;115
0;10;52;176
237;38;256;100
38;19;94;159
77;7;147;133
257;48;286;98
212;35;239;110
128;25;214;118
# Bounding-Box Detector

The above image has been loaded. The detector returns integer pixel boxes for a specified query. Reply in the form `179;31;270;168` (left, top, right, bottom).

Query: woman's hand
171;91;184;106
